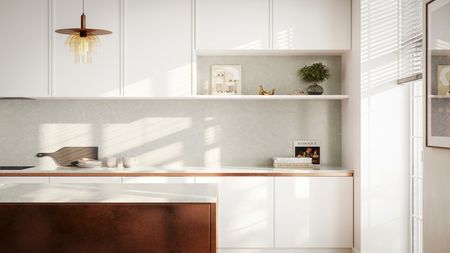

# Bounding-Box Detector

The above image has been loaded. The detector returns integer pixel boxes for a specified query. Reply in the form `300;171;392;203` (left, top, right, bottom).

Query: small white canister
105;157;118;168
123;157;138;168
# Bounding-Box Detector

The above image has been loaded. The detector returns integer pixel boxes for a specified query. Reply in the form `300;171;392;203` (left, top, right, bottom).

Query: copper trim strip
0;171;353;177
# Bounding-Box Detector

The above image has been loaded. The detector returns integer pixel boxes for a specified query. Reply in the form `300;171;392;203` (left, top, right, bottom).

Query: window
398;0;423;253
398;0;423;84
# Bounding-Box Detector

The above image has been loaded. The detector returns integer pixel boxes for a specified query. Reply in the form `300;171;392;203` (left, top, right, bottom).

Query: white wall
342;0;361;250
423;1;450;252
423;148;450;253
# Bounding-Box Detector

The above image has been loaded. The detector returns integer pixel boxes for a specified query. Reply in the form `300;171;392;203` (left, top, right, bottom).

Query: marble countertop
0;166;353;177
0;183;217;203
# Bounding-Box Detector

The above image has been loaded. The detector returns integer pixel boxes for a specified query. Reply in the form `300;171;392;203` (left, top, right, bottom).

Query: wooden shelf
195;49;350;56
24;95;350;101
430;95;450;99
190;95;350;100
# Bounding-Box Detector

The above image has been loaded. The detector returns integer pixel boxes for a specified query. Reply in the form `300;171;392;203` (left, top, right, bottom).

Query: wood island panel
0;203;216;253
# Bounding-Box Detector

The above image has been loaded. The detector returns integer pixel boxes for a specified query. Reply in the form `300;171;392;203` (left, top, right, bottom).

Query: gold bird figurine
258;85;275;95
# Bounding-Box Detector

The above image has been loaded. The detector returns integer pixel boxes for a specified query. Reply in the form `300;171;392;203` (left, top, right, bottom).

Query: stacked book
273;157;313;168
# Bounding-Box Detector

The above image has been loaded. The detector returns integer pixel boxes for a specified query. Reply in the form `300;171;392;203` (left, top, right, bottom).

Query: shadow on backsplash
0;100;341;167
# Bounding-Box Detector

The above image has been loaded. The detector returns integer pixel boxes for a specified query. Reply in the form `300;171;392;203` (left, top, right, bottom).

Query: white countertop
0;183;217;203
0;166;353;177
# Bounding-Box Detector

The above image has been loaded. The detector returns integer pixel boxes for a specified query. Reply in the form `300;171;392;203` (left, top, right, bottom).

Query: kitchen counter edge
0;166;354;177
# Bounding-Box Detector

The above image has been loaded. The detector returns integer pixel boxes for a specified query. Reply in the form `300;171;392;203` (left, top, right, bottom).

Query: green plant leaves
297;62;330;84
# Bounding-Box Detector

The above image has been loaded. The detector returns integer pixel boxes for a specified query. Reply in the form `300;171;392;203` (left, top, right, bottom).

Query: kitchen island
0;167;354;252
0;183;217;253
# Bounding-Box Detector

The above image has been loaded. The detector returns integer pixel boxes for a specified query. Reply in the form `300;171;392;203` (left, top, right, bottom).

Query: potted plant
297;62;330;95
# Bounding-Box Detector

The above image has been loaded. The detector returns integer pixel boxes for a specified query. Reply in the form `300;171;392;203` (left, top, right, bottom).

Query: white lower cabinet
274;177;353;248
122;177;195;184
195;177;274;249
49;177;122;184
1;174;353;252
0;177;49;184
219;249;352;253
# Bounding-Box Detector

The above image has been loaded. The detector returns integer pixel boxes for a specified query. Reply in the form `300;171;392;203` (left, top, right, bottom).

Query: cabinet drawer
122;177;195;184
49;177;122;184
0;177;49;184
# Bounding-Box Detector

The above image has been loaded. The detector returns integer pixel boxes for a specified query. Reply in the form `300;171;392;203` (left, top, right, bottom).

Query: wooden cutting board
36;147;98;167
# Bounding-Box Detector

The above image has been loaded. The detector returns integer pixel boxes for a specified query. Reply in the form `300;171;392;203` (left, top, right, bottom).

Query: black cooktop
0;166;34;170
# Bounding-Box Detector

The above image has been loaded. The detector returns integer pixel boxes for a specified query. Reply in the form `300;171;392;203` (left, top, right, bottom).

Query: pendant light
55;0;112;64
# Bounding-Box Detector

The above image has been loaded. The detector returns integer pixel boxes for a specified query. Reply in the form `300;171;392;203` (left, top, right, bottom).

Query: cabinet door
275;177;353;248
195;0;270;50
122;177;195;184
53;0;121;97
0;177;49;184
195;177;274;248
273;0;351;50
49;177;122;184
0;0;49;97
124;0;192;97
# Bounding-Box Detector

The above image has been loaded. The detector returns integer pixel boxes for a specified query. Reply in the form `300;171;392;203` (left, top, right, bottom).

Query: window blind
398;0;423;84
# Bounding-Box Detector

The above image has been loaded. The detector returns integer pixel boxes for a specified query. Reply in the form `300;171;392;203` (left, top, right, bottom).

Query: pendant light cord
82;0;85;14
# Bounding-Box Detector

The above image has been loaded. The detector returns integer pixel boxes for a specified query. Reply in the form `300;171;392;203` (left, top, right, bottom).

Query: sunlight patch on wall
204;147;221;167
39;124;94;151
101;117;192;158
138;142;184;167
204;125;220;146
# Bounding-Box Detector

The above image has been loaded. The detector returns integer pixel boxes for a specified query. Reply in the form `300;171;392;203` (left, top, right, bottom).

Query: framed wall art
211;65;242;95
426;0;450;148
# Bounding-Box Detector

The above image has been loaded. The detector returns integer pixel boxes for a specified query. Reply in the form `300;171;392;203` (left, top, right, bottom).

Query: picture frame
293;140;320;165
426;0;450;149
437;65;450;96
211;65;242;95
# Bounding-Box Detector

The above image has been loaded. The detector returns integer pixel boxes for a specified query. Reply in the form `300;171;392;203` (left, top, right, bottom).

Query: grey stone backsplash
0;100;341;167
197;55;342;95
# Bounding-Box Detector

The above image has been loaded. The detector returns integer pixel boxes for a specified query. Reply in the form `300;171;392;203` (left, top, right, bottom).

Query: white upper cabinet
195;0;271;50
124;0;192;97
0;0;49;97
53;0;121;97
195;177;274;249
273;0;351;50
274;177;353;248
